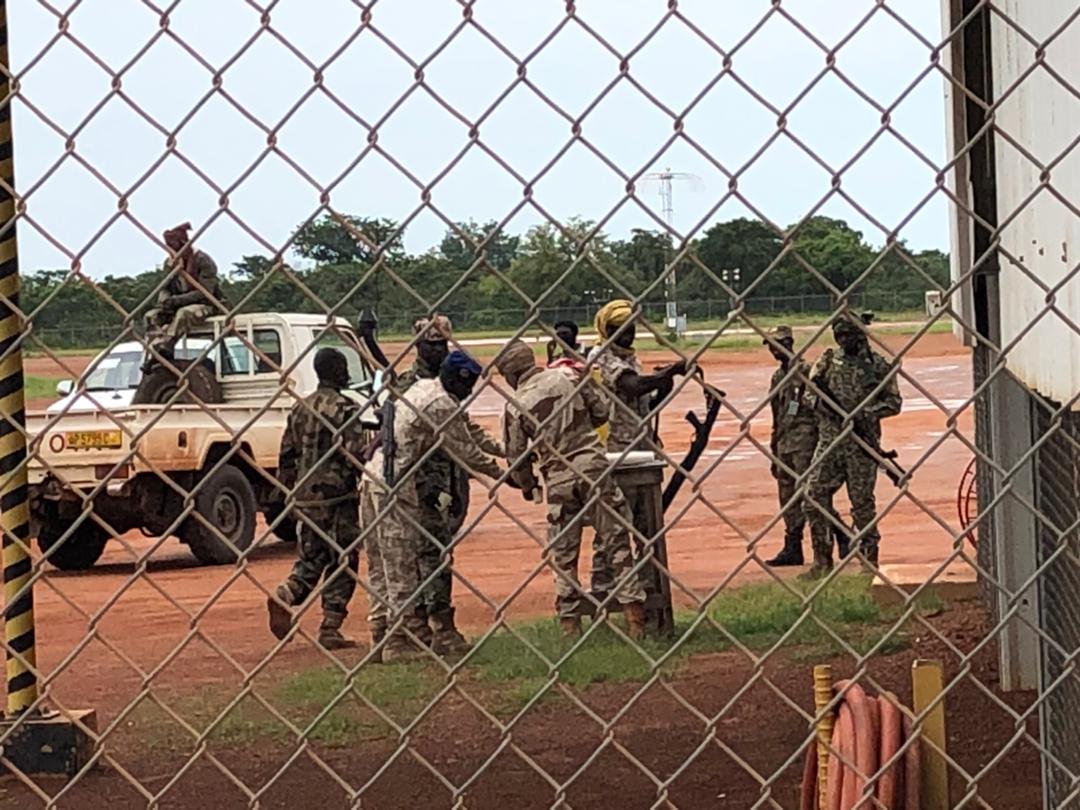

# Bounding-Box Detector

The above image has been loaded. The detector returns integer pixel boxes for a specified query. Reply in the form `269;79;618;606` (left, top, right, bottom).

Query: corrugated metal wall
992;0;1080;406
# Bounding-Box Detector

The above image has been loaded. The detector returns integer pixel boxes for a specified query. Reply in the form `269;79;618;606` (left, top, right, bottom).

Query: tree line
22;215;948;346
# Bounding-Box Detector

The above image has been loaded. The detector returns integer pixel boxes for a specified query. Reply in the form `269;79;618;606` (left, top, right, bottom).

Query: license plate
65;430;123;450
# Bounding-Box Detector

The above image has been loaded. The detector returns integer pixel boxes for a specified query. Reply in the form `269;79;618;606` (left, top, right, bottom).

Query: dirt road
26;332;975;722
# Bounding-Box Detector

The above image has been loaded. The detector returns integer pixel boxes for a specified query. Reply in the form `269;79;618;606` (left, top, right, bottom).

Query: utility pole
644;168;702;337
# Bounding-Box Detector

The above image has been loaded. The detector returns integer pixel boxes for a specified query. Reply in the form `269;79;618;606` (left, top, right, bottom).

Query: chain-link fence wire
0;0;1075;807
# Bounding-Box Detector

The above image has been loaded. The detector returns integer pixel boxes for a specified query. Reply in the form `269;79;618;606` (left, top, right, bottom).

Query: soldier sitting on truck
268;347;366;651
144;222;223;367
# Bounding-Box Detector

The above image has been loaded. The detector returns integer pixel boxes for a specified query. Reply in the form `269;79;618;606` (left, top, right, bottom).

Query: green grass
125;576;938;751
25;375;64;400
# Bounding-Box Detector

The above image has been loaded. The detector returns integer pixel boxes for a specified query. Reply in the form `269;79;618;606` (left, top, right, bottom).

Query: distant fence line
29;291;928;350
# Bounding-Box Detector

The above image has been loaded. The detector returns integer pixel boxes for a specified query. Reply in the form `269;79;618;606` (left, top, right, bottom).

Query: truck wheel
263;503;297;544
133;359;223;405
37;520;108;571
183;464;257;565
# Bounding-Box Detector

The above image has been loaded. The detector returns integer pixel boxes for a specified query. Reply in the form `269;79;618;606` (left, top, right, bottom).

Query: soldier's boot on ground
267;585;295;641
368;616;389;664
382;616;430;664
623;602;648;641
765;533;805;567
859;543;880;570
559;616;583;638
429;608;470;657
835;530;852;560
414;606;435;648
318;610;359;651
798;552;833;582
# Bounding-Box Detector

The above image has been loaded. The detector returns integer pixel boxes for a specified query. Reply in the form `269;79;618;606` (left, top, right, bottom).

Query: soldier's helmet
413;314;453;342
762;325;794;345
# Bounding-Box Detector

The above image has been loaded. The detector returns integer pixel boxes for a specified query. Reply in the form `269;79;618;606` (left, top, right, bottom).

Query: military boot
623;602;648;640
559;616;583;638
798;552;833;582
430;608;470;657
369;616;389;646
859;542;880;570
414;606;434;648
835;529;852;560
368;616;389;664
318;610;358;651
267;584;295;641
382;616;429;664
765;533;805;567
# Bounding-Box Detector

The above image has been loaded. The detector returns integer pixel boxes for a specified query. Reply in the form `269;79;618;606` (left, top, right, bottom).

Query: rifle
813;376;906;487
380;397;397;486
661;376;724;511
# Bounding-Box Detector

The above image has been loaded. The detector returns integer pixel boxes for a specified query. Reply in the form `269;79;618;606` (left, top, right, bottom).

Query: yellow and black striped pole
0;0;38;716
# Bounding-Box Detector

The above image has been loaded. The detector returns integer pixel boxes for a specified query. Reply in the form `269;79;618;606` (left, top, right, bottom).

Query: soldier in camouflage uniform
495;340;648;639
367;350;504;662
803;316;903;576
588;299;687;453
392;315;502;655
268;348;365;650
144;222;222;364
763;325;818;567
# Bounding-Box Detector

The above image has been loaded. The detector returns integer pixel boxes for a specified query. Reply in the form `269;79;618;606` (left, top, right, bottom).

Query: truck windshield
84;351;142;392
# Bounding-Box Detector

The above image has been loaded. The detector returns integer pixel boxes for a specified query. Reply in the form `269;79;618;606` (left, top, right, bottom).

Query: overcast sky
9;0;949;278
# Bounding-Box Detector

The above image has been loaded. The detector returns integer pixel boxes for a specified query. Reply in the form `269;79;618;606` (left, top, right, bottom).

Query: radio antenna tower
643;168;704;334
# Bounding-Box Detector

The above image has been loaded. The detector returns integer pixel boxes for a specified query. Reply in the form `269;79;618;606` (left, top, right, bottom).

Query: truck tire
183;464;257;565
133;359;223;405
37;519;108;571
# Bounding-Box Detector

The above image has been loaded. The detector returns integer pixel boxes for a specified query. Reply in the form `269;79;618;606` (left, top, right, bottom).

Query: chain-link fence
0;1;1076;808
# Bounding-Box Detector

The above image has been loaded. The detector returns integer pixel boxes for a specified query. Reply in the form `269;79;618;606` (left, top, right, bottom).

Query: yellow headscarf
594;299;634;341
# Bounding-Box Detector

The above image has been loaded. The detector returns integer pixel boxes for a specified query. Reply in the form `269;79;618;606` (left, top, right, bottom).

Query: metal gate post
0;0;37;717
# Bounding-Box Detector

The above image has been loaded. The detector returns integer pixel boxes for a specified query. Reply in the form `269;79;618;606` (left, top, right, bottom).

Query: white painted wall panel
992;1;1080;404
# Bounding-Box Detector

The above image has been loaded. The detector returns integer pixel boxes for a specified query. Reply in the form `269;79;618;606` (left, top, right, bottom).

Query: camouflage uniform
503;366;647;619
395;361;501;617
769;358;818;549
805;344;902;566
276;385;365;625
589;345;652;452
144;250;221;344
367;378;503;625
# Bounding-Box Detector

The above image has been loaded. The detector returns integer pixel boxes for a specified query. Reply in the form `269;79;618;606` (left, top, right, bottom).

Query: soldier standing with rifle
803;314;903;577
763;325;818;567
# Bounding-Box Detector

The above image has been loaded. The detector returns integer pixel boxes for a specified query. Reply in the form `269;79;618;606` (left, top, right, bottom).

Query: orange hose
803;681;925;810
876;694;903;807
828;703;854;810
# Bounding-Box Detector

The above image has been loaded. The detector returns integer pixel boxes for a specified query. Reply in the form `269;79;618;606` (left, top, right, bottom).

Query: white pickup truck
28;313;380;570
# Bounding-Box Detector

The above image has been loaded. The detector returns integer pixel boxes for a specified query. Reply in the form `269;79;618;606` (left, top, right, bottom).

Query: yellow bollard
813;664;834;810
0;0;38;717
912;659;950;810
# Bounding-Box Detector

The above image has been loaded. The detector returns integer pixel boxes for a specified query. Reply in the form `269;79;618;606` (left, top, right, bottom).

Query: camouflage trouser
776;444;815;541
145;303;215;343
361;483;389;623
414;459;471;616
281;502;360;616
546;467;647;619
367;480;424;622
805;440;879;561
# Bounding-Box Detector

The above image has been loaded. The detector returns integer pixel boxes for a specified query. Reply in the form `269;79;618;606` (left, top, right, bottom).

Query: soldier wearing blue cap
366;349;505;662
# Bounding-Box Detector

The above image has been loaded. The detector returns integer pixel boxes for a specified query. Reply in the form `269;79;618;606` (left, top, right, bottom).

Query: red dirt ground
5;332;1038;808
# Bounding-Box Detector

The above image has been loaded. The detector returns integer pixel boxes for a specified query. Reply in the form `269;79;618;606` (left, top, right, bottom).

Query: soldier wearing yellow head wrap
593;299;635;343
587;299;689;453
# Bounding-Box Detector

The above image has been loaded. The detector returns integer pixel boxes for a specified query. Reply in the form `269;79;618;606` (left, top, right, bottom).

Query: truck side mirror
56;379;74;397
